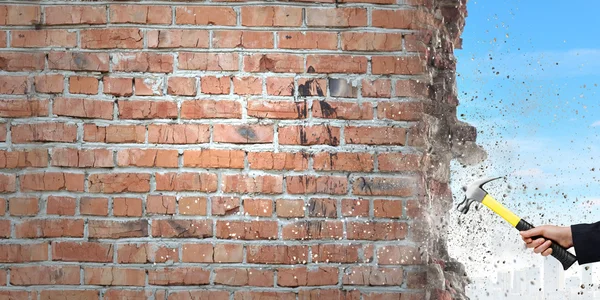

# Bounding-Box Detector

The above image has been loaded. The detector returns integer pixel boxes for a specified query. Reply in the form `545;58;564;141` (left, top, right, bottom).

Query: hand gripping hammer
457;177;577;270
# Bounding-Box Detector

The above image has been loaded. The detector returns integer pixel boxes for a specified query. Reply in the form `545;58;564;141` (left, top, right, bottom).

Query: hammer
457;177;577;270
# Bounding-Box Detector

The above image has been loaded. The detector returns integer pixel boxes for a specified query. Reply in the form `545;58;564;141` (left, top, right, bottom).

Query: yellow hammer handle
481;194;521;227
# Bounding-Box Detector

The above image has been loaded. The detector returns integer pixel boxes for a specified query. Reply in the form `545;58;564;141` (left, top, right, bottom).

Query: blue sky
448;0;600;285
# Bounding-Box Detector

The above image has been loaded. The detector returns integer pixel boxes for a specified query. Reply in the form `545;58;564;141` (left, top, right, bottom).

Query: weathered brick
248;100;307;119
279;125;340;146
179;52;239;71
308;198;337;218
45;6;106;25
34;74;64;93
372;56;425;75
278;267;339;286
211;196;241;216
80;197;109;216
342;199;369;217
282;220;343;240
378;102;425;121
312;244;360;263
52;242;114;262
8;197;38;216
104;77;133;96
247;245;309;264
46;196;76;216
243;198;273;217
362;79;392;98
0;5;40;25
306;55;368;73
112;52;173;73
372;9;422;29
244;54;304;73
85;267;146;286
170;291;230;300
201;76;231;94
313;152;374;172
152;219;212;238
213;30;274;49
48;51;109;71
134;77;163;96
248;152;308;170
396;80;429;98
242;6;302;26
110;5;172;24
0;100;48;118
155;172;218;192
276;199;305;218
149;267;210;285
181;243;213;263
179;197;208;215
117;243;178;264
81;29;143;49
11;29;76;48
146;195;176;215
0;76;28;94
148;124;210;144
306;8;367;27
175;6;236;25
214;268;274;286
214;124;274;144
167;77;197;96
20;172;84;192
15;219;84;238
183;149;244;168
113;197;143;217
343;266;404;285
352;176;417;196
181;100;242;119
84;124;146;143
287;175;347;195
214;243;244;263
147;29;209;48
0;243;48;262
298;78;327;97
347;221;407;240
10;265;79;285
118;100;178;119
267;77;294;96
88;173;151;193
53;98;113;119
117;149;178;168
88;220;148;239
235;292;296;300
222;174;283;194
341;32;403;51
0;174;16;193
52;147;112;169
345;127;406;145
0;149;48;168
233;76;263;94
0;52;44;71
68;76;99;95
377;245;421;265
216;220;278;240
279;32;338;50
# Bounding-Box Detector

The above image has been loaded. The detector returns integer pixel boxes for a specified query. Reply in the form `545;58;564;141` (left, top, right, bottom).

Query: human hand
519;225;573;257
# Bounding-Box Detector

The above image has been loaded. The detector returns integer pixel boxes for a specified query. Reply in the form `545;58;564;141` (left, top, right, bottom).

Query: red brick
378;153;422;172
244;54;304;73
148;29;209;48
88;220;148;239
282;220;343;240
214;124;274;144
8;197;38;216
313;152;374;172
0;149;47;168
151;219;212;238
378;102;425;121
396;80;429;98
342;199;369;217
372;56;425;75
201;76;230;94
146;195;176;215
297;78;327;97
117;149;178;168
0;99;48;117
85;267;145;286
306;55;367;74
179;197;208;215
118;100;177;119
214;243;243;263
53;98;113;120
235;292;296;300
34;74;64;93
222;174;283;194
110;5;172;24
168;77;196;96
0;124;5;142
0;198;4;215
242;6;302;26
276;199;305;218
0;174;16;193
181;243;213;263
51;148;113;168
45;6;106;25
362;79;392;98
170;291;230;300
343;266;403;285
0;291;35;299
352;176;416;196
11;29;76;47
113;197;143;217
148;124;210;144
0;243;48;262
183;149;244;168
341;32;402;51
0;5;40;25
0;220;8;238
80;197;109;216
279;32;338;50
155;172;217;192
68;76;98;94
377;245;421;265
312;244;360;263
307;198;337;218
15;219;84;238
117;243;178;264
216;220;278;240
104;77;133;96
267;77;294;96
347;221;407;240
20;172;84;192
175;6;236;25
181;100;242;119
374;200;403;218
247;245;308;264
48;51;109;71
83;124;146;143
52;242;113;262
279;125;340;146
46;196;76;215
287;175;347;195
372;9;422;29
112;52;173;73
211;196;241;216
306;8;367;27
243;198;273;217
0;31;4;47
134;78;163;96
179;52;239;71
88;173;151;193
248;100;307;119
81;28;143;49
248;152;308;170
0;76;27;94
298;289;360;300
233;76;262;95
278;267;338;287
214;268;274;286
10;265;79;285
40;290;99;300
103;290;153;300
345;127;406;145
149;267;210;285
213;30;274;49
0;52;44;71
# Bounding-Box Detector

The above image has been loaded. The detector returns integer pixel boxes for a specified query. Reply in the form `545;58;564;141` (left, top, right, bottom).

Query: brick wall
0;1;472;299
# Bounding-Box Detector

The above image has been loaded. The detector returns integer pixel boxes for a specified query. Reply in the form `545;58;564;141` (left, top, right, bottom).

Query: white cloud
591;120;600;127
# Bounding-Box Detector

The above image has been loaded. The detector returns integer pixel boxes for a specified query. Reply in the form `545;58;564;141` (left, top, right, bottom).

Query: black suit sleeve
571;222;600;264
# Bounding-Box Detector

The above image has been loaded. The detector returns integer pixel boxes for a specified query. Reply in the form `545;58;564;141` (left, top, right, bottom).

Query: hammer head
457;176;503;214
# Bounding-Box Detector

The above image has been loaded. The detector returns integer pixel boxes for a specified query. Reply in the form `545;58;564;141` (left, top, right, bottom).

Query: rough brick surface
0;1;469;299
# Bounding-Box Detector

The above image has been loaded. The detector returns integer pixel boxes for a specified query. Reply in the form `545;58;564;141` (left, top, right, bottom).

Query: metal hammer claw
457;176;577;270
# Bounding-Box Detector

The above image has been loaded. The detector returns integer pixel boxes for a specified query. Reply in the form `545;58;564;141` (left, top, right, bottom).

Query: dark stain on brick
258;55;275;72
299;126;308;145
357;177;373;195
307;66;316;73
237;126;257;141
73;52;87;69
325;125;339;146
318;100;337;118
167;220;191;238
285;35;292;39
298;79;324;97
295;100;307;119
